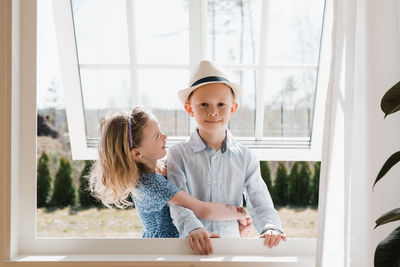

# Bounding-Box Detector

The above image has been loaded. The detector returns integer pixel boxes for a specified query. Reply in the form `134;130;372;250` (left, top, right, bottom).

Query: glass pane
80;69;132;139
229;70;256;137
71;0;130;64
137;69;190;136
263;70;317;137
135;0;189;64
38;0;321;239
207;0;262;64
266;0;325;65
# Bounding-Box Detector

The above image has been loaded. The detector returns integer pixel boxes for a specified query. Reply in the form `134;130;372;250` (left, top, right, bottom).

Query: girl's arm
168;190;247;221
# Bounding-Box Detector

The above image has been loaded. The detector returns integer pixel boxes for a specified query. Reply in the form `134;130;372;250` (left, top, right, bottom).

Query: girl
89;107;247;238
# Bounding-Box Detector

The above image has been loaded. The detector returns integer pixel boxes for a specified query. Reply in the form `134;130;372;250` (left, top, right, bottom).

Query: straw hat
178;60;243;104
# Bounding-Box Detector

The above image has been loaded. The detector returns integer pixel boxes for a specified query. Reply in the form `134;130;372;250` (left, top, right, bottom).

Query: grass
37;207;317;238
37;207;143;237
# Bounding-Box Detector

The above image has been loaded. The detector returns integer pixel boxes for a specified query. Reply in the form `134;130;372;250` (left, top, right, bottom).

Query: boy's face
184;83;238;135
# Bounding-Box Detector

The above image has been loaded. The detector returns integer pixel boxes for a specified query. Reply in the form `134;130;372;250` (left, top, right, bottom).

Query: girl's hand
259;230;287;248
156;160;167;176
226;205;247;221
239;217;253;237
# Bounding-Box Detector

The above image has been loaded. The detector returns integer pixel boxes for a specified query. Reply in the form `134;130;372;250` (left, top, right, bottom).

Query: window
54;0;327;161
2;0;334;265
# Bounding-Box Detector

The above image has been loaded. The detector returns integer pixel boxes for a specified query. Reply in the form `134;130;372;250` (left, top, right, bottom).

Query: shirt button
213;180;217;184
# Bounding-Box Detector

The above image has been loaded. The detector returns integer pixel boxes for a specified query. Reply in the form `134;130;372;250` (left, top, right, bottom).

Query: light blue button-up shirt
167;128;282;238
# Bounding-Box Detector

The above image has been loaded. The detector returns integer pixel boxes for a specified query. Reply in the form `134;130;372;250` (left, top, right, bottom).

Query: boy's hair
88;107;151;208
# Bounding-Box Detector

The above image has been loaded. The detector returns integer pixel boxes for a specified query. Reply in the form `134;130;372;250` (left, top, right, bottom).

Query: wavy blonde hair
88;107;151;208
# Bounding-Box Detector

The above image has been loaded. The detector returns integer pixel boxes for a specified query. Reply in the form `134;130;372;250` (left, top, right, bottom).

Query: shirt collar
189;128;238;154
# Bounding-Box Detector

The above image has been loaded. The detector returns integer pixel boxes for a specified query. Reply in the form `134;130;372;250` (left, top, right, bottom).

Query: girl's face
133;117;167;165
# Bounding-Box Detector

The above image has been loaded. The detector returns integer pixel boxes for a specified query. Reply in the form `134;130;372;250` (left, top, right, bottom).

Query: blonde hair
88;107;151;208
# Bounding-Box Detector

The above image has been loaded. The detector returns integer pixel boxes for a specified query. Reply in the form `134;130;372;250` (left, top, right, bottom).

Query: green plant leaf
375;208;400;229
373;151;400;189
381;81;400;118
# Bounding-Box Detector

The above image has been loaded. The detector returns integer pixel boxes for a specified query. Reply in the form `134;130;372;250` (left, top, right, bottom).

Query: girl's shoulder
134;173;179;211
139;172;166;181
137;172;171;190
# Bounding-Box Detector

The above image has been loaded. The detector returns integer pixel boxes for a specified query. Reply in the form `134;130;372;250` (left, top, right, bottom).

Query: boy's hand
259;230;287;248
188;228;220;255
239;217;253;237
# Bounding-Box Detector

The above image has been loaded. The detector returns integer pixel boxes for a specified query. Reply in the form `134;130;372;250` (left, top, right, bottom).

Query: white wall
366;0;400;262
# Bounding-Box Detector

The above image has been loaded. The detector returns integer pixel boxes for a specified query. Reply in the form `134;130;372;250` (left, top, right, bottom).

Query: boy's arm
167;146;205;237
244;150;284;235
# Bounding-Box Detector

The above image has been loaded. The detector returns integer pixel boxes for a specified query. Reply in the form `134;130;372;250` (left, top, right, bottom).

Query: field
37;207;318;238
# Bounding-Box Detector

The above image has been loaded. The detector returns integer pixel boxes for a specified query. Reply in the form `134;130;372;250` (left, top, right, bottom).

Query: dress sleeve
136;174;179;213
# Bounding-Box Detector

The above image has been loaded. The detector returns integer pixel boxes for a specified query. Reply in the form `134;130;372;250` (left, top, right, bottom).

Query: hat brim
178;81;243;104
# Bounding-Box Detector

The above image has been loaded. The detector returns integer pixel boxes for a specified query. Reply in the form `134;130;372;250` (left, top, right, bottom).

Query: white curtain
317;0;400;266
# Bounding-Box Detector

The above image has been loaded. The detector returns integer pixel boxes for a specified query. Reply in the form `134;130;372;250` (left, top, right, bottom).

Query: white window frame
1;0;333;265
56;0;329;161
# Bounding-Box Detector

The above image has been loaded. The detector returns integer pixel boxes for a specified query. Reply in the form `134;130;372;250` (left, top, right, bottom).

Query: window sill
13;254;315;266
9;238;315;267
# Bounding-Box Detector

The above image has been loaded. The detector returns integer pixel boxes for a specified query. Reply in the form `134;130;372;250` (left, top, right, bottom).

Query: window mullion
255;0;271;140
188;0;207;132
125;0;139;106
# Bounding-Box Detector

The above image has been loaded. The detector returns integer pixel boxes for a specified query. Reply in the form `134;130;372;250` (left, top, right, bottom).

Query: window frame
55;0;329;161
0;0;334;265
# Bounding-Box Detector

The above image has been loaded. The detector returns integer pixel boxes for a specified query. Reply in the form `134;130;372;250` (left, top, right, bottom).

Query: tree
288;162;311;206
288;162;300;206
273;162;289;207
37;114;59;138
259;161;272;191
51;158;76;208
78;160;100;207
310;161;320;206
37;152;52;207
298;162;312;206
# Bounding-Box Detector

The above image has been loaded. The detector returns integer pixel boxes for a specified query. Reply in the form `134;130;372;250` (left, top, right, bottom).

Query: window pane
80;69;132;139
266;0;325;65
263;69;317;138
135;0;189;64
207;0;262;64
37;0;322;240
228;70;256;137
71;0;130;64
137;69;190;136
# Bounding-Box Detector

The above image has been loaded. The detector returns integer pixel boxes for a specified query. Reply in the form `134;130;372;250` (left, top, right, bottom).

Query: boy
167;60;286;255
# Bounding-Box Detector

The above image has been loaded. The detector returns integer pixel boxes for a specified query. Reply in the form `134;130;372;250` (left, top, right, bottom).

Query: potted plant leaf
373;81;400;267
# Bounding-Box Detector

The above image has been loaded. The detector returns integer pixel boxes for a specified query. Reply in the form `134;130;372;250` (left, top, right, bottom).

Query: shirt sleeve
244;149;284;234
137;174;179;213
167;145;205;237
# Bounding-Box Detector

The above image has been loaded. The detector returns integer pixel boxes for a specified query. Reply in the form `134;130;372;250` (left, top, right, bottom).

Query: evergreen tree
259;161;273;191
273;162;289;207
51;158;76;208
37;152;51;208
298;162;312;206
311;161;321;206
78;160;100;207
289;162;311;206
288;162;300;206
